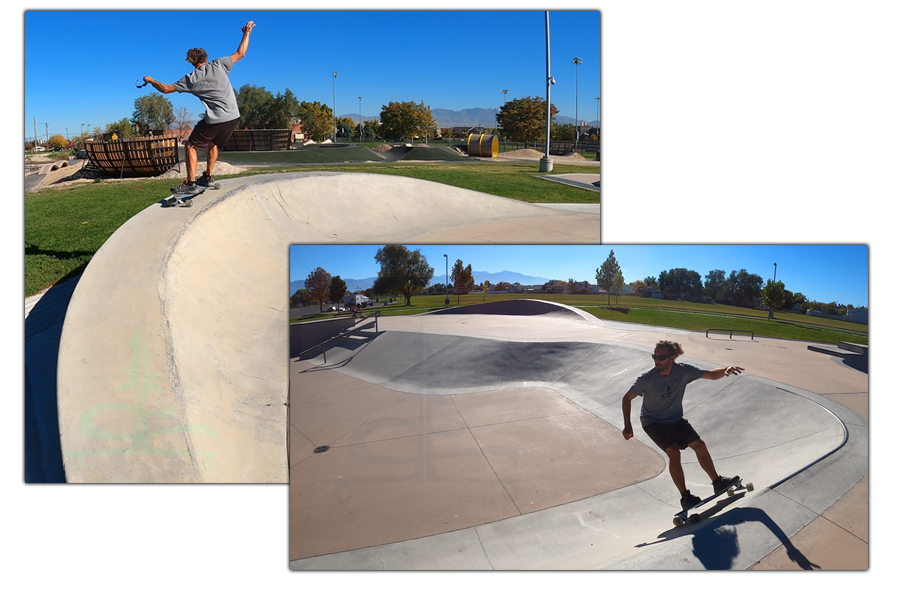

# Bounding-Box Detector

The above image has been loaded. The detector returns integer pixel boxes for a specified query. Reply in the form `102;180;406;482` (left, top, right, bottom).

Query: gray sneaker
171;180;198;197
196;173;216;188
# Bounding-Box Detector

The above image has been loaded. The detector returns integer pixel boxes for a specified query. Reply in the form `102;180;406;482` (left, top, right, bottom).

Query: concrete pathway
288;300;867;570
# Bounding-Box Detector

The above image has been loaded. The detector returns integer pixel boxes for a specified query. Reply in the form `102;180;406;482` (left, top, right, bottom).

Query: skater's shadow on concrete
637;498;821;569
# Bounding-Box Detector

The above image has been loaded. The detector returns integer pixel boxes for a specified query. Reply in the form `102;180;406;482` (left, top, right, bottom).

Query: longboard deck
163;183;220;207
673;479;754;526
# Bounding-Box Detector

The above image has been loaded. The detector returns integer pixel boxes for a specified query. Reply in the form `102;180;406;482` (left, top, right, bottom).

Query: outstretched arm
622;390;637;440
702;365;744;380
142;77;176;94
231;21;255;63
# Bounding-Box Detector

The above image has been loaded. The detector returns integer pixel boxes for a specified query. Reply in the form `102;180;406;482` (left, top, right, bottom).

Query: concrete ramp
56;173;600;483
291;323;850;567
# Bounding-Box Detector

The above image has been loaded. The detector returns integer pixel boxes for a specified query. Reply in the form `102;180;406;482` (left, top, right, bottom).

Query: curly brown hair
655;340;684;357
185;48;208;67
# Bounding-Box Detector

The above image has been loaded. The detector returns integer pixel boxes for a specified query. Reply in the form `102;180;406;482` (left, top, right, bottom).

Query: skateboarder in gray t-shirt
621;340;744;510
143;21;255;198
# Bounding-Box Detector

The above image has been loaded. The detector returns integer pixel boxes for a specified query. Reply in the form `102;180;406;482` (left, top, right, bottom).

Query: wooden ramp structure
83;135;179;177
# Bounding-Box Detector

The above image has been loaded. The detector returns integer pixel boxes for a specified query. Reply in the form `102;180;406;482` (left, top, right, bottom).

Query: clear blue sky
24;9;601;141
289;244;869;307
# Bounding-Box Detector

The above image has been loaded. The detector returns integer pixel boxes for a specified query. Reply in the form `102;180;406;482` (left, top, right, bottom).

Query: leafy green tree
612;269;625;302
658;268;703;300
762;279;786;317
703;269;726;301
105;118;136;139
290;289;309;307
235;84;275;128
551;122;575;142
595;250;620;306
496;96;557;143
298;101;334;141
451;259;474;304
374;245;435;306
336;117;355;138
644;275;658;288
328;275;348;304
304;267;332;312
132;93;175;132
722;269;764;308
272;89;301;129
380;100;436;141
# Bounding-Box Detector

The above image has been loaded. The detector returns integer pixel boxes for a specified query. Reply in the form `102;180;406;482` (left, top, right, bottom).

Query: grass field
292;293;868;346
23;159;598;297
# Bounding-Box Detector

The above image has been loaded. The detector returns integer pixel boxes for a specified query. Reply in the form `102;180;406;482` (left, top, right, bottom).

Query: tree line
597;250;864;315
43;88;588;150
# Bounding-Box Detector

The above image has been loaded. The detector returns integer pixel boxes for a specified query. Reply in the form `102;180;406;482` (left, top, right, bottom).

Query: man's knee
665;445;681;460
688;438;707;452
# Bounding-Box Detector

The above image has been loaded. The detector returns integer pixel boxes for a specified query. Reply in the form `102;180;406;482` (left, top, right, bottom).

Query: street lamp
444;254;450;305
539;11;554;173
332;72;338;141
358;96;363;143
572;57;582;152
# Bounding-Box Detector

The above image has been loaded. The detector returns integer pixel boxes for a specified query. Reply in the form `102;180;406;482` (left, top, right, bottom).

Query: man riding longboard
621;340;744;512
143;20;255;201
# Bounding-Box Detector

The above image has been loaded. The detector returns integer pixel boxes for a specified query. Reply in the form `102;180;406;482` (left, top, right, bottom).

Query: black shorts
642;419;700;451
187;117;239;149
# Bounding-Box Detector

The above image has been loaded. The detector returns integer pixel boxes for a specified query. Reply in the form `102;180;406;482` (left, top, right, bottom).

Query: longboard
673;478;754;526
163;182;220;207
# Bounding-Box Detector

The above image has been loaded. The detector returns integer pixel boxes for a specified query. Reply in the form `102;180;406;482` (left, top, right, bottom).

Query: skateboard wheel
674;517;686;527
746;482;754;492
690;514;701;524
727;487;735;497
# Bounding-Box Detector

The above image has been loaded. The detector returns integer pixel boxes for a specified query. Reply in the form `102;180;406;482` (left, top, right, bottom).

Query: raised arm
701;365;744;380
142;76;176;94
231;21;255;63
622;390;637;440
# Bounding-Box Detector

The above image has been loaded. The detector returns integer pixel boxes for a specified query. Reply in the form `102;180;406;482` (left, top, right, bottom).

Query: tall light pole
540;11;554;173
572;57;582;152
332;72;338;141
499;89;508;137
444;254;449;305
594;96;600;129
358;96;363;143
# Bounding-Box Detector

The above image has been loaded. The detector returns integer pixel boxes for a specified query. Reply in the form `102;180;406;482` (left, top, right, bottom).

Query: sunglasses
651;354;671;361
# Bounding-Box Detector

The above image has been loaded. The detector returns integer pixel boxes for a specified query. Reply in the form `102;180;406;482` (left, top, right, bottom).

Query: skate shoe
713;475;741;495
171;180;198;197
196;173;216;188
680;491;701;511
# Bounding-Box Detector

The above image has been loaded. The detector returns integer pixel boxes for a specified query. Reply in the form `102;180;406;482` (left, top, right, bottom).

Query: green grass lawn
292;293;868;346
24;159;598;296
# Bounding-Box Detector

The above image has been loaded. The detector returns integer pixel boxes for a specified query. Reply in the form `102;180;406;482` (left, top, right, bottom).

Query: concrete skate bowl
55;172;600;483
291;327;848;564
370;145;471;162
432;298;596;320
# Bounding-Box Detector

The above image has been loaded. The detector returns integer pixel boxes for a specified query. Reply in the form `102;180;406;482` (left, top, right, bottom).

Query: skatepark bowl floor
288;299;868;570
25;172;601;484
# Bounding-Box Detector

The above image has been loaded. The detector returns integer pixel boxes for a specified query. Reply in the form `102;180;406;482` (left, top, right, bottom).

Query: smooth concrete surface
289;299;867;570
55;173;600;483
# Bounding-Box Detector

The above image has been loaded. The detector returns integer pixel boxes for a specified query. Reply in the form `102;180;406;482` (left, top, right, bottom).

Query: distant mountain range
340;107;591;129
290;270;550;295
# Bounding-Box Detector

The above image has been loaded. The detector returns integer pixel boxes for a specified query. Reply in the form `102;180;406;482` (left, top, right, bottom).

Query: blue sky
24;9;600;141
289;244;869;307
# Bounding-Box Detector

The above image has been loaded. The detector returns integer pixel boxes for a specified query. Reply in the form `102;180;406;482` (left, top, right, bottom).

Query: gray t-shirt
629;362;706;427
173;56;240;124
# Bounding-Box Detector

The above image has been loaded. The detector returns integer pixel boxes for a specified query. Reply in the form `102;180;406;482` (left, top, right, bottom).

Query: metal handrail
297;311;380;364
706;328;754;340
